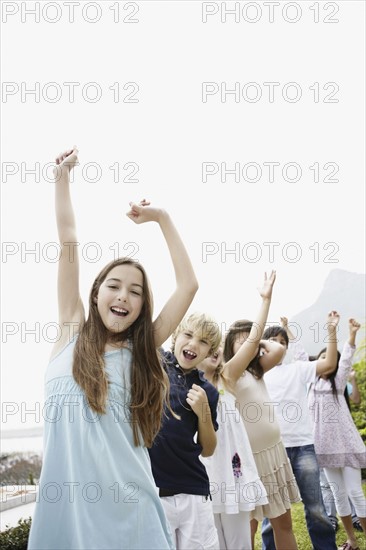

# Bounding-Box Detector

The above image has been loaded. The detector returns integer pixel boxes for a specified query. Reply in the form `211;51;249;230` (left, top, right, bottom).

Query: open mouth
183;350;197;361
110;307;128;317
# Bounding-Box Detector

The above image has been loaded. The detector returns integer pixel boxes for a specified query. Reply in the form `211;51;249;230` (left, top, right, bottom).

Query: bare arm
127;202;198;348
54;148;84;339
348;370;361;405
347;319;361;404
225;271;276;383
315;311;340;376
187;384;217;457
197;416;217;457
280;316;296;341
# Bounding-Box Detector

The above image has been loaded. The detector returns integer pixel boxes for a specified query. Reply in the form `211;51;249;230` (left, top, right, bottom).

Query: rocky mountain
290;269;366;356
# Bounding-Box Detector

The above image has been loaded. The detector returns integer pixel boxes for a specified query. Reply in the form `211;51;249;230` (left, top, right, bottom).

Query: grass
254;484;366;550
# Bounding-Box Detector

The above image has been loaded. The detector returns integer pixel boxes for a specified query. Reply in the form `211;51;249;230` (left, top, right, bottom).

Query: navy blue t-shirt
148;350;219;496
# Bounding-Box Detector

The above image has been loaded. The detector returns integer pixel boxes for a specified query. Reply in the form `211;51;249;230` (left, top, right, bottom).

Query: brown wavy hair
223;320;264;379
73;257;169;448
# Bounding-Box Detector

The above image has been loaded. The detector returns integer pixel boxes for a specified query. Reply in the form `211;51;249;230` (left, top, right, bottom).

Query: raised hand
349;318;361;335
327;310;340;329
54;146;79;177
258;270;276;301
280;316;288;328
126;199;163;224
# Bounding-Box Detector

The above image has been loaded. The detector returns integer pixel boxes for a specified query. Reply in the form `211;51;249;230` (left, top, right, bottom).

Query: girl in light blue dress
27;146;198;550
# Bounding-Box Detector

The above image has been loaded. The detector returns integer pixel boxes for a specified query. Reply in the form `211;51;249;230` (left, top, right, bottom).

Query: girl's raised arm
54;147;85;341
225;271;276;383
127;201;198;348
315;311;340;376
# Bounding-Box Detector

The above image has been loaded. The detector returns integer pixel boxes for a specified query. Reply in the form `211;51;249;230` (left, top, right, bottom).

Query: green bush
351;339;366;480
0;517;32;550
351;357;366;441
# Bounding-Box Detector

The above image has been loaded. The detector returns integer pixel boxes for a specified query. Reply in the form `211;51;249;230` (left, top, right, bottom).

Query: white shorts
161;493;219;550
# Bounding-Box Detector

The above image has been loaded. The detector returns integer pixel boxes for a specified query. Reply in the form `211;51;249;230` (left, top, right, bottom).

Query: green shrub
351;357;366;443
351;340;366;480
0;517;32;550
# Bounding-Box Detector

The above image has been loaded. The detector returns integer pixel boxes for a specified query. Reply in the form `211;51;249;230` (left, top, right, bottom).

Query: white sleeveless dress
201;380;268;514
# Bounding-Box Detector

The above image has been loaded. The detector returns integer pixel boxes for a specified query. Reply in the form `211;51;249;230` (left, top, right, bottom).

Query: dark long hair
73;257;170;447
316;347;342;403
224;320;264;379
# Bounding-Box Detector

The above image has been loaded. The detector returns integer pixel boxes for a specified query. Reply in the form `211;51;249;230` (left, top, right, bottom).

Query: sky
1;0;365;431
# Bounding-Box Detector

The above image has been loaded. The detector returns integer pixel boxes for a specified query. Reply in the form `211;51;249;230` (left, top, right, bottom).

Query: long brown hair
316;347;342;403
223;320;264;379
73;257;169;447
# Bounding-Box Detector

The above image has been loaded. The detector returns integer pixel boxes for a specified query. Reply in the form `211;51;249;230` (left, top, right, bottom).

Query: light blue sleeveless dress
28;337;174;550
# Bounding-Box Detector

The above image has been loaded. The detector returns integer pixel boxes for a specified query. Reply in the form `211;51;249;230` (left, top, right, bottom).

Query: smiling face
95;264;144;335
198;346;224;382
173;329;212;371
199;346;223;372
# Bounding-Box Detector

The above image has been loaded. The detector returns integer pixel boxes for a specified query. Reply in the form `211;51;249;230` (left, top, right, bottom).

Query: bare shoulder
49;322;82;362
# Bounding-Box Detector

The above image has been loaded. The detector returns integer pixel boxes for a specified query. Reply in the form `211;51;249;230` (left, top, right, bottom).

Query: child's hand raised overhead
280;316;288;328
126;200;164;224
349;318;361;334
54;146;79;176
258;270;276;301
327;310;340;329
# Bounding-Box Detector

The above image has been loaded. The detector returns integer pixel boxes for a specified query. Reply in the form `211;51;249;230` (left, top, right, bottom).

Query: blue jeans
261;445;337;550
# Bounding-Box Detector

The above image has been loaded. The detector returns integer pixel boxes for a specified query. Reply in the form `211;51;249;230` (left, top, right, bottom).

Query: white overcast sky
1;1;365;430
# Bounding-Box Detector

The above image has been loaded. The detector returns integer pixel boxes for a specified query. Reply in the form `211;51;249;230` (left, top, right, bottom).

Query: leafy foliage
350;358;366;442
0;518;32;550
351;336;366;480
